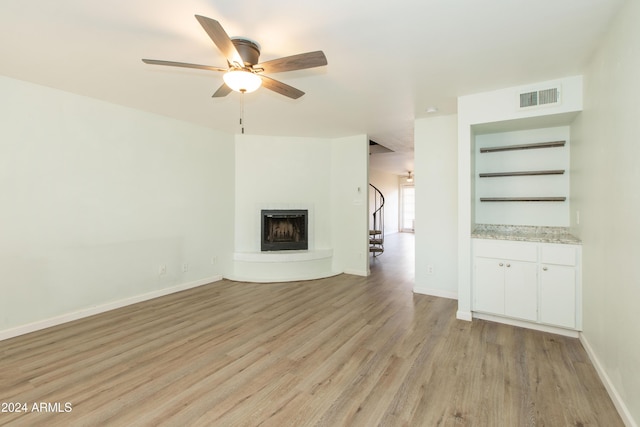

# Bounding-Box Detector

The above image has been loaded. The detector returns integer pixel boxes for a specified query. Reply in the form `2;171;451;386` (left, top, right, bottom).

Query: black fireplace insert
261;209;308;251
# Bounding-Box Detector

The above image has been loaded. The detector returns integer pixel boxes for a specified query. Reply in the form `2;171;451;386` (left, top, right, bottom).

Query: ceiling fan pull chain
240;89;246;134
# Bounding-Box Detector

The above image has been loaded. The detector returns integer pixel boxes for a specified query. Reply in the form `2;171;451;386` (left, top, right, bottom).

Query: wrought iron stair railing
369;183;385;256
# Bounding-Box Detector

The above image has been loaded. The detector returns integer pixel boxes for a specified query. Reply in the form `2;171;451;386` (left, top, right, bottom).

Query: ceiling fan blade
195;15;243;66
260;76;305;99
142;59;227;72
212;83;232;98
255;51;327;74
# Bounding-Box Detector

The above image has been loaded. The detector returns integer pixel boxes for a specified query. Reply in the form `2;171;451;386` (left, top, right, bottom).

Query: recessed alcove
456;75;584;322
473;122;573;227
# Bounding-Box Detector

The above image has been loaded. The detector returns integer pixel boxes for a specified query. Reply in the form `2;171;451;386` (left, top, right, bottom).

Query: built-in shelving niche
478;140;567;203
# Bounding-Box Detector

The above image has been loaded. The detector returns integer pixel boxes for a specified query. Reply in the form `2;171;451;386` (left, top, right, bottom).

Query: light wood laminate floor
0;233;623;426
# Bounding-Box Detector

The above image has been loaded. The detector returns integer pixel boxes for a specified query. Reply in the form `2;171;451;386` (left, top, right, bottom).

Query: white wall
234;135;332;253
331;135;370;276
368;168;400;234
570;1;640;424
414;114;458;299
0;75;235;336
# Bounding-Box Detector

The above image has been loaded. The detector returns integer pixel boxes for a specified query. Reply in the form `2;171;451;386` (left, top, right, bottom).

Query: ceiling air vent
520;91;537;108
538;88;559;105
519;87;560;108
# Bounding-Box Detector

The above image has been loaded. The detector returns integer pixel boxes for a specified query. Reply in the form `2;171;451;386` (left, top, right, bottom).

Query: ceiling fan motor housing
231;38;261;66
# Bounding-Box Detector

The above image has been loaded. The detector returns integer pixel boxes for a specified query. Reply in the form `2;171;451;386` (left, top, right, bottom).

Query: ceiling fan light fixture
223;70;262;93
407;171;414;182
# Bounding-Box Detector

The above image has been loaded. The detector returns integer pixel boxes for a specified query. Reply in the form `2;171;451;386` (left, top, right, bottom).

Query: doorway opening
400;183;415;232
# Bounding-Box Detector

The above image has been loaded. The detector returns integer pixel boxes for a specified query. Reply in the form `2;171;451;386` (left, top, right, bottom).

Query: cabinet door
504;261;538;321
474;257;505;315
540;265;576;328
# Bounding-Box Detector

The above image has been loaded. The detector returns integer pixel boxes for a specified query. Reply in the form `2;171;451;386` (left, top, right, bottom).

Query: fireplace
261;209;308;251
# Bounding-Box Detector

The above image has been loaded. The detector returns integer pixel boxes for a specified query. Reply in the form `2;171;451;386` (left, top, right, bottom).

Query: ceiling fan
142;15;327;99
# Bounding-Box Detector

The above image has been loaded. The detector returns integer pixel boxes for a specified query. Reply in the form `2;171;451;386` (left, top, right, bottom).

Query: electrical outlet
158;264;166;276
576;210;580;225
182;263;189;273
427;265;434;275
211;255;217;265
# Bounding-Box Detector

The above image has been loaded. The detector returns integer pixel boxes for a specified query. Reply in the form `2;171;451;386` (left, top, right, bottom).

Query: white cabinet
474;257;505;315
540;265;576;328
504;261;538;321
539;244;578;329
473;239;581;331
475;257;537;321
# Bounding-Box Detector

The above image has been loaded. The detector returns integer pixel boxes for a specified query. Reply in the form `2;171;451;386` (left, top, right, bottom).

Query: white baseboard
580;333;638;427
0;275;223;342
456;310;473;322
413;285;458;300
473;312;579;338
343;268;369;277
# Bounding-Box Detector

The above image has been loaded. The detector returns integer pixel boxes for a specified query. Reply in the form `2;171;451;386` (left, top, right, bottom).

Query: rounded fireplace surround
229;205;338;282
231;249;336;282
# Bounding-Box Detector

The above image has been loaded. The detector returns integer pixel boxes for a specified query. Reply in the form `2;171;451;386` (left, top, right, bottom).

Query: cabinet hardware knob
499;262;504;267
543;267;548;271
506;263;511;267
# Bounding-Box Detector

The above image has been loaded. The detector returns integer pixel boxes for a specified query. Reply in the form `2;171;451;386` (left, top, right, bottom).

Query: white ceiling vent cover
519;87;561;108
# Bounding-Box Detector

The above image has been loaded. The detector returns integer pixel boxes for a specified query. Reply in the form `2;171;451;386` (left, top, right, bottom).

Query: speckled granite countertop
472;224;581;244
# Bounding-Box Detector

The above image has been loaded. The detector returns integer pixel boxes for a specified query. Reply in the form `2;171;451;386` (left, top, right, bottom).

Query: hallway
369;231;415;290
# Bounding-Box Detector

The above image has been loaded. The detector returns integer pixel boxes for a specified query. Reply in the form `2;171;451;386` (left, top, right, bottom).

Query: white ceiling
0;0;624;174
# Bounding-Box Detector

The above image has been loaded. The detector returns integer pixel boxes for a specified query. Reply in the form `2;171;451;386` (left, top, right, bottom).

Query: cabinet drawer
474;239;537;262
540;244;576;266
